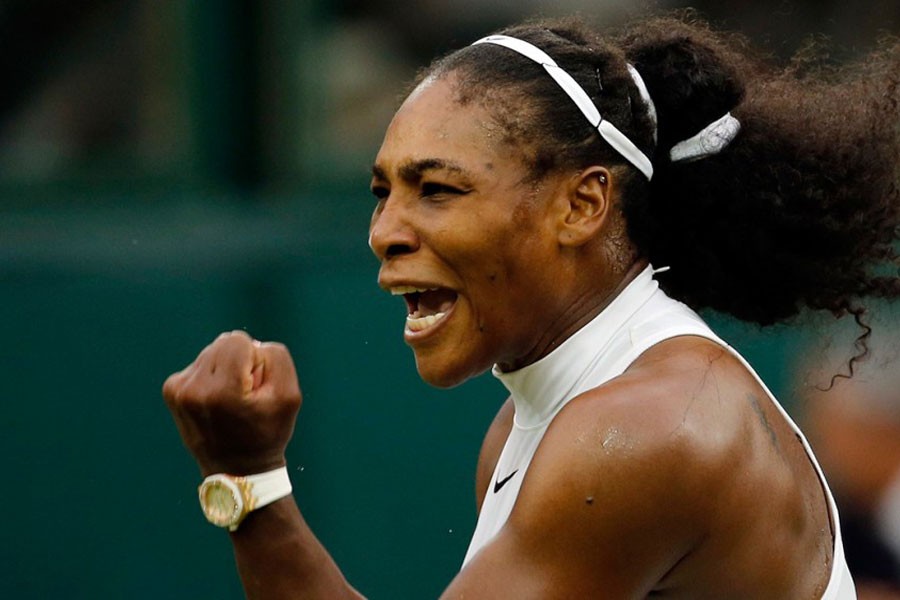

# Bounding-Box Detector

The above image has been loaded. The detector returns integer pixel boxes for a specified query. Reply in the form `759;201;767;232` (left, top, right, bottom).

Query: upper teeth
390;285;437;295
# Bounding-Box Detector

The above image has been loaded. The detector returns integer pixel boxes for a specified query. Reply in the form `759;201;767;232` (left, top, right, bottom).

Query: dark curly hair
415;13;900;373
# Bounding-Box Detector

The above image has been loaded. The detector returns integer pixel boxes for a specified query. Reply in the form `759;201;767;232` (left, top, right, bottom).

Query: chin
414;355;486;389
416;366;470;389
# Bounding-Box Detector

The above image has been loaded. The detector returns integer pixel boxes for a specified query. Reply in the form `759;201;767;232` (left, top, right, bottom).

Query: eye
420;182;466;198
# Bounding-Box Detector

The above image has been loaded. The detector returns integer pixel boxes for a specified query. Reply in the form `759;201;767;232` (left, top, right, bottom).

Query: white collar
492;265;659;429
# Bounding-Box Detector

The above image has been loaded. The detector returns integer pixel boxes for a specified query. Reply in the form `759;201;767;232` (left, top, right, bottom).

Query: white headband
472;34;654;179
471;34;741;177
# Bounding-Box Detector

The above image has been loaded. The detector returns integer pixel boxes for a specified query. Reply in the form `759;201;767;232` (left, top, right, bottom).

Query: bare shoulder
505;335;832;595
531;335;755;497
523;337;755;517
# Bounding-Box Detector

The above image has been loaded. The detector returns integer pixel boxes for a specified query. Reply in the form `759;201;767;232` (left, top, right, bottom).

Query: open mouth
391;286;458;333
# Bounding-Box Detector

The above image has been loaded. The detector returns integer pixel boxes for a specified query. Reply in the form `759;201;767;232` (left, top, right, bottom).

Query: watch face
199;478;243;527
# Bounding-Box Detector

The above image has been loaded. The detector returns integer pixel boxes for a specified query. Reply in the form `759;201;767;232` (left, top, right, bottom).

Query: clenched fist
163;330;302;477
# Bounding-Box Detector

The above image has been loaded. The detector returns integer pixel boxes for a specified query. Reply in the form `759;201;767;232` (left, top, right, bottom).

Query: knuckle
171;381;197;404
226;329;252;342
260;340;289;354
162;375;176;397
173;370;219;405
263;342;296;366
162;370;189;403
218;331;254;353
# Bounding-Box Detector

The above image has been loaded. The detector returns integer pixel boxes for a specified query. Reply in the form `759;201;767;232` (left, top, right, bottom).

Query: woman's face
369;74;570;387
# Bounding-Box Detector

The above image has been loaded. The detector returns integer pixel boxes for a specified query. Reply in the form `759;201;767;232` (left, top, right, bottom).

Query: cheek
463;242;547;328
472;219;549;287
491;227;553;286
441;196;554;297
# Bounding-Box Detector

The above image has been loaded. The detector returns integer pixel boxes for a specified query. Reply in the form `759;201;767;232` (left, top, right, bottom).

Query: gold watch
198;466;292;531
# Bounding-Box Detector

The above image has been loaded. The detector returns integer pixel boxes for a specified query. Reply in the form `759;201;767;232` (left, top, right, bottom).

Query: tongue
417;289;457;317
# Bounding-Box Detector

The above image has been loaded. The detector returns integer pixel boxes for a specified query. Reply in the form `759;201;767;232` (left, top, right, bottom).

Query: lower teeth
406;311;446;332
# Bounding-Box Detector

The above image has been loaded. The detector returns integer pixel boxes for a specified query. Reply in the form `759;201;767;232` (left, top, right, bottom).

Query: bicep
440;528;555;599
440;509;662;600
444;478;689;599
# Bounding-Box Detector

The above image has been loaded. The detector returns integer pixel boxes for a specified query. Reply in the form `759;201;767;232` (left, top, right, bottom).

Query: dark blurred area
1;0;898;189
796;314;900;599
1;1;898;598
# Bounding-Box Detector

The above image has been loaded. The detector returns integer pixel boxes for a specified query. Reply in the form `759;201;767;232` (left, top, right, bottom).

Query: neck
497;258;648;372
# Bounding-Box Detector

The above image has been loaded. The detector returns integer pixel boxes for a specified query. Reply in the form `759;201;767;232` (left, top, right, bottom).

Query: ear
557;166;611;247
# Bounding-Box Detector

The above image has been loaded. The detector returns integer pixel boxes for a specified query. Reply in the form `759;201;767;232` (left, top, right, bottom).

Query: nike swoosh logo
493;469;519;494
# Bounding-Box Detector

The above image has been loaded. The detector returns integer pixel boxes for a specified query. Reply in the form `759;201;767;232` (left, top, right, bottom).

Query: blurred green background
1;1;898;598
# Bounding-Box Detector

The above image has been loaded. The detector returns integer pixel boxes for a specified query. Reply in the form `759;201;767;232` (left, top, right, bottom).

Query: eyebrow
371;158;469;183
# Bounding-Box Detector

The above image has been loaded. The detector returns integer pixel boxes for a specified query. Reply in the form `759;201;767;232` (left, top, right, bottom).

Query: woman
163;14;899;599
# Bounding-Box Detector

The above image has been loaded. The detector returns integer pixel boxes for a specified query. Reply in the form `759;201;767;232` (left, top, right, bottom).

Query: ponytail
616;16;900;327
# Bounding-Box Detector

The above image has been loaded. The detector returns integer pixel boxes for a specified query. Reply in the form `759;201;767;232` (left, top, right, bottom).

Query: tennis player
164;15;899;599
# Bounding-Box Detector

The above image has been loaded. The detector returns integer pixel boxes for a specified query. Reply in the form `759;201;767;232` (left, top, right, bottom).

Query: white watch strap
244;466;292;510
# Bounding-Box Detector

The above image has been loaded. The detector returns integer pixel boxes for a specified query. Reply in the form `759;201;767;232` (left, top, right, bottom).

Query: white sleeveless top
462;266;855;599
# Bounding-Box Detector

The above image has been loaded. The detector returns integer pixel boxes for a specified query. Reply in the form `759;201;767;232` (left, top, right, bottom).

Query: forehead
373;75;524;180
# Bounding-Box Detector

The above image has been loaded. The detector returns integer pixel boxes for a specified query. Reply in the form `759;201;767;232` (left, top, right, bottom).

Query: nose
368;197;419;260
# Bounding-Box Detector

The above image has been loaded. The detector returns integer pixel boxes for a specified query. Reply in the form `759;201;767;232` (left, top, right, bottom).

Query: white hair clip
669;113;741;163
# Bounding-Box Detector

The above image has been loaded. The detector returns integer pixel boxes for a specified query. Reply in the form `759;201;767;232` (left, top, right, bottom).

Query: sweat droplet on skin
597;426;636;457
602;427;620;450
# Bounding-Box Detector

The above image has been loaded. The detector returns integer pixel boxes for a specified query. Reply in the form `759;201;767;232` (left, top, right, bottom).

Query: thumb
250;345;265;393
242;339;267;395
252;341;302;406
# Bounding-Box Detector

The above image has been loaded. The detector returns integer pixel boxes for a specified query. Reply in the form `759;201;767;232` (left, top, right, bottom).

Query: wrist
197;454;288;479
